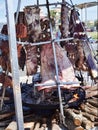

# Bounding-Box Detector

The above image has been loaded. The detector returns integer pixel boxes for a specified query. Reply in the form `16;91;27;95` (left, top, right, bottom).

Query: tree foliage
94;20;98;30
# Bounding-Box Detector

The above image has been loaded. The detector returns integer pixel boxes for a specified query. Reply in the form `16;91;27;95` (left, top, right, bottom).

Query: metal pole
15;0;21;24
25;2;72;8
37;0;39;6
5;0;24;130
85;5;87;26
46;0;65;124
81;9;83;20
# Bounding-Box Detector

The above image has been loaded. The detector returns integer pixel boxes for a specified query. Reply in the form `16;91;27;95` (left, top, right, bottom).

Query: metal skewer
46;0;65;125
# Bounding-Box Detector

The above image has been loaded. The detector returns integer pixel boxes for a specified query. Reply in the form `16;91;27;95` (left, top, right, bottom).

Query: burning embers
63;87;86;109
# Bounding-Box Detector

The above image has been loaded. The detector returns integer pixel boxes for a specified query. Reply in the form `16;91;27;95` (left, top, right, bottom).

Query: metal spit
46;0;65;125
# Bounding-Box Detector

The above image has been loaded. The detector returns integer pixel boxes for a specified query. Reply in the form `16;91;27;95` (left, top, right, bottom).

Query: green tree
94;20;98;30
50;10;57;19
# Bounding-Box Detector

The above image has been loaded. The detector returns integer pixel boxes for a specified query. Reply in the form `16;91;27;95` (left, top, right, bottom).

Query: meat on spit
24;6;41;75
38;43;80;92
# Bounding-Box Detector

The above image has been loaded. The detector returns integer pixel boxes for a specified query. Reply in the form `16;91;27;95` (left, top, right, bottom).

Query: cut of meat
24;6;41;75
61;1;69;38
38;43;79;91
25;44;38;75
24;6;41;42
17;44;26;71
16;23;27;39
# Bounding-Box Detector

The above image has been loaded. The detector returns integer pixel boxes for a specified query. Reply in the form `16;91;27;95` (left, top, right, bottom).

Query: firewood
86;85;97;91
0;97;10;101
33;123;40;130
24;122;34;130
94;122;98;126
52;123;61;130
5;121;35;130
0;112;14;120
80;103;98;116
86;102;98;109
0;122;9;127
39;124;47;130
82;112;95;122
82;116;94;130
74;126;84;130
5;121;17;130
65;116;78;130
65;109;82;126
86;90;98;98
73;109;95;122
87;98;98;107
82;84;97;90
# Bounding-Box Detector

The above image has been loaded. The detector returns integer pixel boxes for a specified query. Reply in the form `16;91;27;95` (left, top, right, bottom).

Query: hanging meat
16;23;27;39
60;2;89;72
61;0;69;39
60;0;70;47
24;6;41;75
25;44;37;75
40;18;51;41
0;40;26;72
1;24;8;35
38;43;79;91
0;40;11;72
24;6;41;42
15;12;27;39
17;44;26;71
0;72;13;88
69;8;80;37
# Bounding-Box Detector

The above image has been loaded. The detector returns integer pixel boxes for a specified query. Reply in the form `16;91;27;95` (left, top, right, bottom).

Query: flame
73;93;79;99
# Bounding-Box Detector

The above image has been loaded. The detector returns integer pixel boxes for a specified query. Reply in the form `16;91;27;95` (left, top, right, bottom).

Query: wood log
94;122;98;126
86;90;98;98
5;121;17;130
80;103;98;116
86;102;98;109
5;121;35;130
24;122;34;130
83;85;98;98
33;123;40;130
0;96;10;101
74;126;84;130
39;124;47;130
82;116;94;130
73;109;95;122
87;98;98;107
0;122;9;127
86;85;97;91
52;123;61;130
65;116;78;130
0;112;14;120
82;84;97;90
65;109;82;126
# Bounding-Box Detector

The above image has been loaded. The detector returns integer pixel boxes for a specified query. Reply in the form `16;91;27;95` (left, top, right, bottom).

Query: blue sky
0;0;97;23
